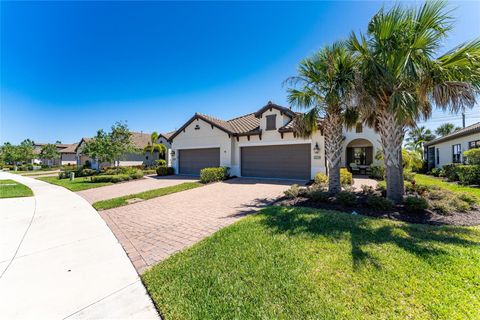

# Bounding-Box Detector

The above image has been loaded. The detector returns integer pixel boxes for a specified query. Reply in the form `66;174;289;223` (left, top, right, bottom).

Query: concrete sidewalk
0;172;159;319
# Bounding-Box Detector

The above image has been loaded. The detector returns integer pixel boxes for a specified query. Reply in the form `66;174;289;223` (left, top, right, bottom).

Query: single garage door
179;148;220;175
241;144;311;180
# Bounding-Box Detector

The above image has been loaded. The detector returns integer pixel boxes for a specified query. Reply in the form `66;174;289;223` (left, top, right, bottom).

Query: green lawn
37;176;113;191
93;182;203;210
143;207;480;319
415;174;480;200
0;179;34;198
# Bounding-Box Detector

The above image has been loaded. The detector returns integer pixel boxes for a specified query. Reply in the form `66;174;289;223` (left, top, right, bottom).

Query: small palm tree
435;123;462;137
405;126;436;157
350;1;480;202
144;131;167;160
287;42;357;194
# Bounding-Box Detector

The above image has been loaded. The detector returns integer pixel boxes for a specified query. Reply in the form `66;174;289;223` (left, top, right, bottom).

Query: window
353;147;366;165
266;115;276;131
436;148;439;164
452;144;462;163
355;123;363;133
469;140;480;149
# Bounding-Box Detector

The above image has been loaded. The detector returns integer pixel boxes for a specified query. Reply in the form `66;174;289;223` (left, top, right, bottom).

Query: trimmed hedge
200;167;229;184
156;166;174;176
443;164;460;181
59;168;97;179
91;174;132;183
455;165;480;185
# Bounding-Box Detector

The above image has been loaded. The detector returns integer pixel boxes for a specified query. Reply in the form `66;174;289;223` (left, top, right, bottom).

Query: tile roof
424;122;480;147
59;143;79;154
159;131;175;140
227;113;259;134
130;132;151;149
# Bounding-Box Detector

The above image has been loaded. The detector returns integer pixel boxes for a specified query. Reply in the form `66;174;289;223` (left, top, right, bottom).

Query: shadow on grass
260;207;480;270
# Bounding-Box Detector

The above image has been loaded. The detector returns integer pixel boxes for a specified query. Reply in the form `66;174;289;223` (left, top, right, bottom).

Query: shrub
456;165;480;185
369;165;385;180
284;184;300;199
464;148;480;165
403;170;415;182
340;168;353;186
308;190;330;202
366;195;393;210
155;159;167;166
77;168;97;177
91;174;131;183
314;173;328;186
404;196;428;212
442;163;460;181
424;188;473;215
156;166;175;176
430;168;442;177
200;167;229;184
458;193;478;205
335;191;356;206
360;184;375;194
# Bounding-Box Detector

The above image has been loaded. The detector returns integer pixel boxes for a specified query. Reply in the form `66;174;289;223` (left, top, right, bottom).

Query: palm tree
287;42;357;194
144;131;167;160
349;1;480;202
405;126;436;156
435;123;462;137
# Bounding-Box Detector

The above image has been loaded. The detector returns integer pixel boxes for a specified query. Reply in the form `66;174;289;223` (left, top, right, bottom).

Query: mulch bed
276;195;480;227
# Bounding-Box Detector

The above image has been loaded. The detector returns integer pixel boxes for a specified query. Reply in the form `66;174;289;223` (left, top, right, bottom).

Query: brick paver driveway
99;178;298;273
77;175;198;203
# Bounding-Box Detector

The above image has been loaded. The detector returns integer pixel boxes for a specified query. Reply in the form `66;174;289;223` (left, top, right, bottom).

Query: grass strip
414;174;480;201
0;179;34;198
93;182;203;210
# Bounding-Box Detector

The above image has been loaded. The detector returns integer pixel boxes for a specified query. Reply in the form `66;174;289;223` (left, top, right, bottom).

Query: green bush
59;168;97;179
369;165;385;180
455;165;480;185
404;196;428;212
429;168;442;177
366;195;393;210
340;168;353;186
156;166;175;176
403;170;415;182
308;190;330;202
335;191;356;206
464;148;480;165
314;173;328;186
91;174;132;183
200;167;229;184
442;163;460;181
284;184;300;199
458;193;478;205
424;188;474;215
155;159;167;166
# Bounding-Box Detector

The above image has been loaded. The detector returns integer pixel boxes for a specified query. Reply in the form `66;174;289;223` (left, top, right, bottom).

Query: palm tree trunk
324;113;344;194
377;109;405;203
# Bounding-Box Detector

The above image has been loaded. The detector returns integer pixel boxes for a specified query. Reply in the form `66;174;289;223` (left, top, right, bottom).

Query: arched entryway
346;138;374;174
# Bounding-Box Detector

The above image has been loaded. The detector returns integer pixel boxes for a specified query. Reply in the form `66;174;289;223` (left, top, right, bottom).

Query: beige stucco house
32;142;78;166
168;102;382;180
425;122;480;170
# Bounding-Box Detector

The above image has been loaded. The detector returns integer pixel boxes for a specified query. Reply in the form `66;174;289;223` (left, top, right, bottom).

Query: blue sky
1;1;479;144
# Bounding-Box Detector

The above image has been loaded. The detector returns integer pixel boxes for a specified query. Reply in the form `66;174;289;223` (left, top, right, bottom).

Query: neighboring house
75;132;158;169
32;143;78;166
168;101;382;180
425;122;480;170
158;132;173;166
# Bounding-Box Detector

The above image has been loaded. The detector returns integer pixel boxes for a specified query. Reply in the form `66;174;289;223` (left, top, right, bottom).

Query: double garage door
241;144;311;180
178;148;220;175
178;144;311;180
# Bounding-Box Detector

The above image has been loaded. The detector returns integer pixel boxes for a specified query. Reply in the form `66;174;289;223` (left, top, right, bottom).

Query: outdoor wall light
170;150;175;156
313;142;320;154
194;124;200;130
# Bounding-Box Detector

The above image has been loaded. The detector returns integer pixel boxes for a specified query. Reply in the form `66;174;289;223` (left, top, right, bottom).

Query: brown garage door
241;144;311;180
179;148;220;175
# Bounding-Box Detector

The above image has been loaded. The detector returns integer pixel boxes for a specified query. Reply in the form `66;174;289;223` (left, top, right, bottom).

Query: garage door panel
241;144;310;180
179;148;220;175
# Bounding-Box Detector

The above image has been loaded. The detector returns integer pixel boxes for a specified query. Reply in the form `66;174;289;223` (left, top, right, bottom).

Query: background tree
287;42;357;194
82;122;133;170
40;143;60;166
0;142;21;166
350;1;480;202
435;123;462;137
405;126;436;157
18;139;35;164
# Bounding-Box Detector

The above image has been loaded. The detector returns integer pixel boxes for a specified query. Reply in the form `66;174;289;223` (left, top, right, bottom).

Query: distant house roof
425;122;480;147
33;142;76;155
75;132;151;152
159;131;175;140
168;101;300;141
59;143;79;154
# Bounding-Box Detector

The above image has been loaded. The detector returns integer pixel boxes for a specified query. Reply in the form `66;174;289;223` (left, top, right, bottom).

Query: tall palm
405;126;436;157
287;42;357;194
435;123;461;136
349;1;480;202
144;131;166;160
